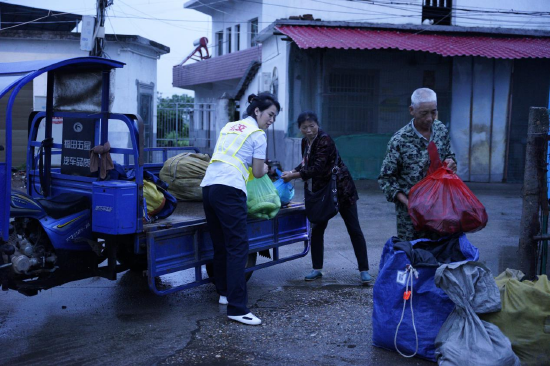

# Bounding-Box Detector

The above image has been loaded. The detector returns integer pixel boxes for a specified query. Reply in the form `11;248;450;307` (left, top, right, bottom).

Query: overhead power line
0;10;78;31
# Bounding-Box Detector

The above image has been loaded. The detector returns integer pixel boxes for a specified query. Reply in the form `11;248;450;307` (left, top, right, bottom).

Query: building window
249;18;258;47
322;69;379;135
226;27;232;54
216;31;223;56
270;67;278;99
136;81;155;155
422;0;453;26
235;24;240;51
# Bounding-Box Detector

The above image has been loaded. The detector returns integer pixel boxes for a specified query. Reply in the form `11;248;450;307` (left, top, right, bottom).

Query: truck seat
38;193;90;219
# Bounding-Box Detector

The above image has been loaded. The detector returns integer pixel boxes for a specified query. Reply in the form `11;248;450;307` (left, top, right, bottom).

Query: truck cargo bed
144;200;309;295
143;201;305;232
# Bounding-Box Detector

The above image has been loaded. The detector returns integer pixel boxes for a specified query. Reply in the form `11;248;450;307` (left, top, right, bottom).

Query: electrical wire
116;0;209;32
352;0;550;15
0;10;78;31
187;0;231;14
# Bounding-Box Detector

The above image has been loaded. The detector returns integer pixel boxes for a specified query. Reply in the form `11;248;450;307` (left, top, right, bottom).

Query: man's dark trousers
202;184;249;316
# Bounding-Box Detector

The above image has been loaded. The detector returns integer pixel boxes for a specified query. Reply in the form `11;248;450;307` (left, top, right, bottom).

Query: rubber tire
206;252;258;283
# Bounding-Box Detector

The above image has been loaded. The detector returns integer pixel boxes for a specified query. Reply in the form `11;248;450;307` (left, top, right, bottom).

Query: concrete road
0;181;527;365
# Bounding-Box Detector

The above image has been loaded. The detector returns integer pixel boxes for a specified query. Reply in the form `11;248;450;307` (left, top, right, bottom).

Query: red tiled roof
173;46;262;88
276;25;550;59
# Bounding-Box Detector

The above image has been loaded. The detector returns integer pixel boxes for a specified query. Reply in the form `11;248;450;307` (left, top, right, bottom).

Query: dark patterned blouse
294;129;359;208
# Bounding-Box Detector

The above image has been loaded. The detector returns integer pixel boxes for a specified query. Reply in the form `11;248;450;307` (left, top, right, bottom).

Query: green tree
157;93;194;108
156;93;194;147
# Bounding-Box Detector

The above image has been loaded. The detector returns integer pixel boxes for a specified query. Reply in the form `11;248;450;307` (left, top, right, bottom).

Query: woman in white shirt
201;92;280;326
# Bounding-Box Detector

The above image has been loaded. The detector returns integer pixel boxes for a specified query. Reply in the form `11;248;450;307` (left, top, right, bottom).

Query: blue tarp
372;234;479;361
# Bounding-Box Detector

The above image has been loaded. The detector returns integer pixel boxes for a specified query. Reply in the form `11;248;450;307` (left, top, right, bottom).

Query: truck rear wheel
206;252;257;283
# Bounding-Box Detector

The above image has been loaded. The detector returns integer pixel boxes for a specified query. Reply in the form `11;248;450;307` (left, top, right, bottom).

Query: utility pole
90;0;113;57
518;107;549;279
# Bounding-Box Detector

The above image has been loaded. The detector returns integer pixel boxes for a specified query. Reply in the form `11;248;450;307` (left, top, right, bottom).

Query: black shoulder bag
304;152;339;224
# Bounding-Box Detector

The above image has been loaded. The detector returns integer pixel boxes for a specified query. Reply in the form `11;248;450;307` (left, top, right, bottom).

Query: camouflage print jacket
378;119;456;203
295;129;359;208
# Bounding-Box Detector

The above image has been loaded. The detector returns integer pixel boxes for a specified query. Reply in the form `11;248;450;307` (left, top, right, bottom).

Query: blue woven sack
372;234;479;361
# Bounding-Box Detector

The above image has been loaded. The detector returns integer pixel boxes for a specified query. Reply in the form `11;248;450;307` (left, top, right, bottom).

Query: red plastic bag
408;142;488;235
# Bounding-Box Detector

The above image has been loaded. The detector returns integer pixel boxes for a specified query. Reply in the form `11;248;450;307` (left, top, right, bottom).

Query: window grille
226;27;232;54
322;70;380;136
250;18;258;47
216;31;223;56
422;0;453;25
235;24;240;51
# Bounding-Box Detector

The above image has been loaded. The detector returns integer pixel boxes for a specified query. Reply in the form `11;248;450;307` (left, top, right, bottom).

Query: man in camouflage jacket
378;88;457;241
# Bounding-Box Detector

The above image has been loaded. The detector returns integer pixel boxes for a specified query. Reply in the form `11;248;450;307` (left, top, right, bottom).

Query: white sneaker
227;312;262;326
219;296;228;305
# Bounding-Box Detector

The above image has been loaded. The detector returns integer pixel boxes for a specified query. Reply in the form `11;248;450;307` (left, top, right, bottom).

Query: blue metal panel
199;230;214;260
248;219;275;250
92;181;138;234
41;210;92;251
147;225;200;277
0;163;6;240
277;212;309;240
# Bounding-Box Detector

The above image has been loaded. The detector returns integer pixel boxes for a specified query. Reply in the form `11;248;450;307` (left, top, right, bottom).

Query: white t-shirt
200;116;267;195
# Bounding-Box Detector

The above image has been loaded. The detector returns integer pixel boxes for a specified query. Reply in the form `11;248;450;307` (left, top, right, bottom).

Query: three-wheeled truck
0;57;309;296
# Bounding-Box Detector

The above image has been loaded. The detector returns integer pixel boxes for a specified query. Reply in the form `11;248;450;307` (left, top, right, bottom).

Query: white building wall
209;1;262;55
0;37;161;165
236;35;289;163
104;41;159;162
194;81;241;103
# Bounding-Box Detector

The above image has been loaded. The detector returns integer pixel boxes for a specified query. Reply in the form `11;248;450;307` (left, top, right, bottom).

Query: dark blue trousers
202;184;249;316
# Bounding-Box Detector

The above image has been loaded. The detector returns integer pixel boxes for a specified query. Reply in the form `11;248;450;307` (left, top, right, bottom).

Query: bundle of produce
159;153;210;201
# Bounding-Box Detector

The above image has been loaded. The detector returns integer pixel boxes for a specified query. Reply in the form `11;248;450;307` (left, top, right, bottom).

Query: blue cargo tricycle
0;57;309;296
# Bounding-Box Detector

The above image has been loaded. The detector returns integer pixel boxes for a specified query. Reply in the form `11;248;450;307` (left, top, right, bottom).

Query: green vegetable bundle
246;174;281;219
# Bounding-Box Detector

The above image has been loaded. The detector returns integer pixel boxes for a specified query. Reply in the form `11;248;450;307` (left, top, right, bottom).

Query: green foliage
157;131;190;147
157;93;194;145
14;162;26;171
157;93;194;108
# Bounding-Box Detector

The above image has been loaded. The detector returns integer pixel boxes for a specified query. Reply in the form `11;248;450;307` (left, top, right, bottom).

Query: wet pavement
0;181;530;365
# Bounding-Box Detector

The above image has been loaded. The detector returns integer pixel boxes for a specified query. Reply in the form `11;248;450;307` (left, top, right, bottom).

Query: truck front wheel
206;252;257;283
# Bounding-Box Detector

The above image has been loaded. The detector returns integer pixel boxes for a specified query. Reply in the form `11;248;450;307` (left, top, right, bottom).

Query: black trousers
202;184;249;316
310;201;370;271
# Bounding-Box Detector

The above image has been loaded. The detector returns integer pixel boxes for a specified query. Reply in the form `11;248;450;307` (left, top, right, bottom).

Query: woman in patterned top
282;111;373;284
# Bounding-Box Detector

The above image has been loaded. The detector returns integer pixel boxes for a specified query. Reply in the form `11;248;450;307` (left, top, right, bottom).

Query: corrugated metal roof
173;46;262;89
276;25;550;59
